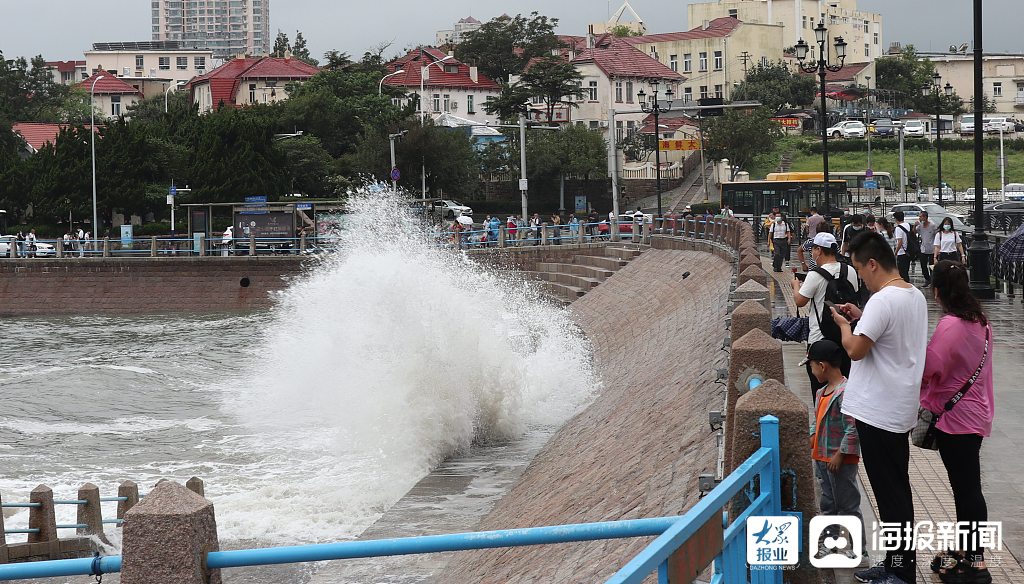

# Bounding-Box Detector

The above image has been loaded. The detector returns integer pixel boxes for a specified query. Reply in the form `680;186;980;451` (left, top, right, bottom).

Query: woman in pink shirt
921;260;994;584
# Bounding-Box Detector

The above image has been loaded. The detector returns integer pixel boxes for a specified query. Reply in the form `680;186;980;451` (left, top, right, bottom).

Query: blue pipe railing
0;416;782;583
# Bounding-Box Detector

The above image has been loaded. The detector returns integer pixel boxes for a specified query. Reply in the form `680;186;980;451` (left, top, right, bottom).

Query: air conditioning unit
599;120;609;128
450;102;458;111
123;67;130;76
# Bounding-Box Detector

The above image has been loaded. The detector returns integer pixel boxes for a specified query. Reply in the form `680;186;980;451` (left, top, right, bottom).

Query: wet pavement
765;252;1024;583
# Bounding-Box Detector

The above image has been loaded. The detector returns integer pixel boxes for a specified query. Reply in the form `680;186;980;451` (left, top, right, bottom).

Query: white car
428;199;473;219
984;117;1015;134
1004;183;1024;201
902;119;926;137
0;235;56;257
826;120;866;139
963;188;989;203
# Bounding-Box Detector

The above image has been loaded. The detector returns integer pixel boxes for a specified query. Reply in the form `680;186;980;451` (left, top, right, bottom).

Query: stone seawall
0;258;308;315
438;248;733;582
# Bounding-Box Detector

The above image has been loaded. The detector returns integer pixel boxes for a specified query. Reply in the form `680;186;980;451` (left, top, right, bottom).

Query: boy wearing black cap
807;339;864;560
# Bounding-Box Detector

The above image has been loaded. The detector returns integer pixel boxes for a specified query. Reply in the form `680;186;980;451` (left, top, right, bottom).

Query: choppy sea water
0;192;597;567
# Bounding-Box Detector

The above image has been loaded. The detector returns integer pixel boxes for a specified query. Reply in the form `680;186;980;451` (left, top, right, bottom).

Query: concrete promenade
764;254;1024;584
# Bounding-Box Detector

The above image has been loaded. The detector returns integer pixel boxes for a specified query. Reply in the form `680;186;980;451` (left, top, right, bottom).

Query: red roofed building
77;72;143;119
620;17;785;103
45;60;88;85
383;48;501;124
11;122;100;155
186;56;320;113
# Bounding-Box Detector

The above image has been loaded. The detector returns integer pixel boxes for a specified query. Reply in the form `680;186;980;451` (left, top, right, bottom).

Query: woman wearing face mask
934;217;965;264
876;217;897;253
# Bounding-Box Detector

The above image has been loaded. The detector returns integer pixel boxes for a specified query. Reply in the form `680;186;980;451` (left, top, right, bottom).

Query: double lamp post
922;72;953;201
637;80;674;218
794;22;847;217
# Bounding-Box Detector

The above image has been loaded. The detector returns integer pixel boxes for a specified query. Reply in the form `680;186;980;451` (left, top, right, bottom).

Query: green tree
454;12;562;82
292;31;319;66
608;24;642;37
277;135;337;196
875;45;940;112
272;31;291;58
520;57;585;122
730;62;816;112
322;50;353;71
483;81;534;122
703;107;784;180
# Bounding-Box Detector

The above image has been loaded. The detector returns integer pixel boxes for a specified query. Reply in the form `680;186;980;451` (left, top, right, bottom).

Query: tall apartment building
151;0;270;60
688;0;883;62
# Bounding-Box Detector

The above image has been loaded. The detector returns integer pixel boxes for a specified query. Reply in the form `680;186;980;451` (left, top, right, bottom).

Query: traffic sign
864;180;878;189
169;186;177;196
865;168;874;178
296;203;313;210
390;167;401;181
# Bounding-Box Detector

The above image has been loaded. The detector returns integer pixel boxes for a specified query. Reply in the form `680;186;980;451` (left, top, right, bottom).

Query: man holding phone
829;231;928;584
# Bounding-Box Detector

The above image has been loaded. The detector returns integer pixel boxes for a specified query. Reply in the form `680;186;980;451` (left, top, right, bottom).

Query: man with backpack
893;210;919;283
792;232;861;395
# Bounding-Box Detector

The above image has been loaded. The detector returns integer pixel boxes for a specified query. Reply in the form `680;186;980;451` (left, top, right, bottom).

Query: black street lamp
637;79;674;219
795;22;847;218
969;0;995;298
921;73;953;202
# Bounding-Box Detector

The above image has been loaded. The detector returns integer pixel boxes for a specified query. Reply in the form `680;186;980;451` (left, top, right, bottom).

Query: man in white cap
792;231;860;394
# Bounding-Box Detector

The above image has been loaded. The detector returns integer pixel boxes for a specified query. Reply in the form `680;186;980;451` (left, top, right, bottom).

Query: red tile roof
76;72;143;96
45;60;85;73
639;115;698;134
571;36;684;81
622;17;741;44
384;48;500;91
12;122;99;153
801;62;871;83
187;56;320;109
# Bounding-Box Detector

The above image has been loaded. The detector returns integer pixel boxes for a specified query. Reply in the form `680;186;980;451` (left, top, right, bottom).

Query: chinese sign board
659;139;700;151
771;117;802;128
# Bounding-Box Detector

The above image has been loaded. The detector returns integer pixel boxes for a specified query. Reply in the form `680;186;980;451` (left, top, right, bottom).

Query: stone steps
574;254;629;271
535;262;614;281
537;281;588;302
525;271;603;290
603;246;643;260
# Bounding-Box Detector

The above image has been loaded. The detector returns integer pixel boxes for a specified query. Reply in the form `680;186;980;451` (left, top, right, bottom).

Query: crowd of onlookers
771;206;994;584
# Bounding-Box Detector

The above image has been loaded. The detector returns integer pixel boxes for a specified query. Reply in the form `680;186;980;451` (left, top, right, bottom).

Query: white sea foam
217;187;597;542
0;416;220;436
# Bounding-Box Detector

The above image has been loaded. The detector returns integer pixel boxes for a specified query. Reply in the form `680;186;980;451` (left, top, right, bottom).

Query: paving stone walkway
764;252;1024;584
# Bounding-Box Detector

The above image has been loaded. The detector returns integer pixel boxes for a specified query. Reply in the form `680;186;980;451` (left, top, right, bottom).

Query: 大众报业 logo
746;516;799;566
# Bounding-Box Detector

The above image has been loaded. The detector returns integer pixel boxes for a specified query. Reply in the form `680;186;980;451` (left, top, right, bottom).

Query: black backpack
897;224;921;260
811;263;861;344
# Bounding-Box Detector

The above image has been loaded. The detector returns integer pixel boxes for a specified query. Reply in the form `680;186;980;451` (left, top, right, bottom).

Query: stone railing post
724;328;786;473
117;480;140;521
738;265;769;289
642;221;651;245
77;483;106;542
28;485;57;544
730;300;772;346
731;380;819;584
55;239;64;258
733;279;771;312
102;238;111;258
249;235;256;256
498;226;506;248
121;481;221;584
540;223;549;246
577;224;585;245
198;235;206;257
186;477;205;497
150;237;158;258
0;490;7;551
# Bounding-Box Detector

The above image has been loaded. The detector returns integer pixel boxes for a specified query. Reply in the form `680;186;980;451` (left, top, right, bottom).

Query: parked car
1013;119;1024;133
963;187;990;203
0;235;56;257
869;119;896;137
826;120;866;139
959;114;977;136
902;119;926;137
428;199;473;219
1003;183;1024;201
984;201;1024;213
983;117;1015;134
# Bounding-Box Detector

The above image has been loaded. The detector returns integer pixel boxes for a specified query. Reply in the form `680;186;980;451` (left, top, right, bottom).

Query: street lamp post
922;73;953;202
969;0;995;298
378;69;405;95
795;22;847;218
164;80;186;113
637;79;674;219
90;75;105;240
419;56;453;200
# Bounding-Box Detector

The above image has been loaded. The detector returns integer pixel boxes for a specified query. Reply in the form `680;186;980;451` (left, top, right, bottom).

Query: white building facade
86;42;214;84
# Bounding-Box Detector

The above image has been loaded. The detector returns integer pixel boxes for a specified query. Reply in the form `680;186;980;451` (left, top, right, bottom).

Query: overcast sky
0;1;1019;64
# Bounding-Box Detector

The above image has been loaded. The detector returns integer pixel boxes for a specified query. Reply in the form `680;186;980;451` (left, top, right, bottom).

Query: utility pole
519;114;528;222
608;107;621;241
898;127;906;202
740;51;752;76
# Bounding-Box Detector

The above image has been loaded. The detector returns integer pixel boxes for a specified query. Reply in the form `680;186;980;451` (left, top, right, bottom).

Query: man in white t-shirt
769;215;791;272
892;210;913;283
829;231;928;584
792;232;859;394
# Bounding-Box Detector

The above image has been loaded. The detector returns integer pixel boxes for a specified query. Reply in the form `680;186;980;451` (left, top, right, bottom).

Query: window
683;87;693;102
194;56;206;70
873;32;879;45
993;82;1002;97
864;20;869;33
864;43;869;57
467;94;475;113
728;8;738;18
1017;82;1024;94
615;80;623;103
626;120;635;134
432;93;440;112
616;120;623;141
683;53;692;73
135;55;144;69
589;120;600;130
700;85;708;99
713;51;723;70
249;83;256;103
626;80;634;103
587;80;598;101
176;56;188;70
760;56;769;67
715;84;723;98
669;54;678;72
443;94;451;112
111;95;121;116
159;57;170;70
699;52;708;71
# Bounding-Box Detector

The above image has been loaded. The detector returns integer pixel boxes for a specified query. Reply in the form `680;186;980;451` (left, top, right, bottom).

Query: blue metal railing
0;415;781;583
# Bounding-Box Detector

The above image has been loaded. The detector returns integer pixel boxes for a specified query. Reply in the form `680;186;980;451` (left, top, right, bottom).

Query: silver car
0;235;56;257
